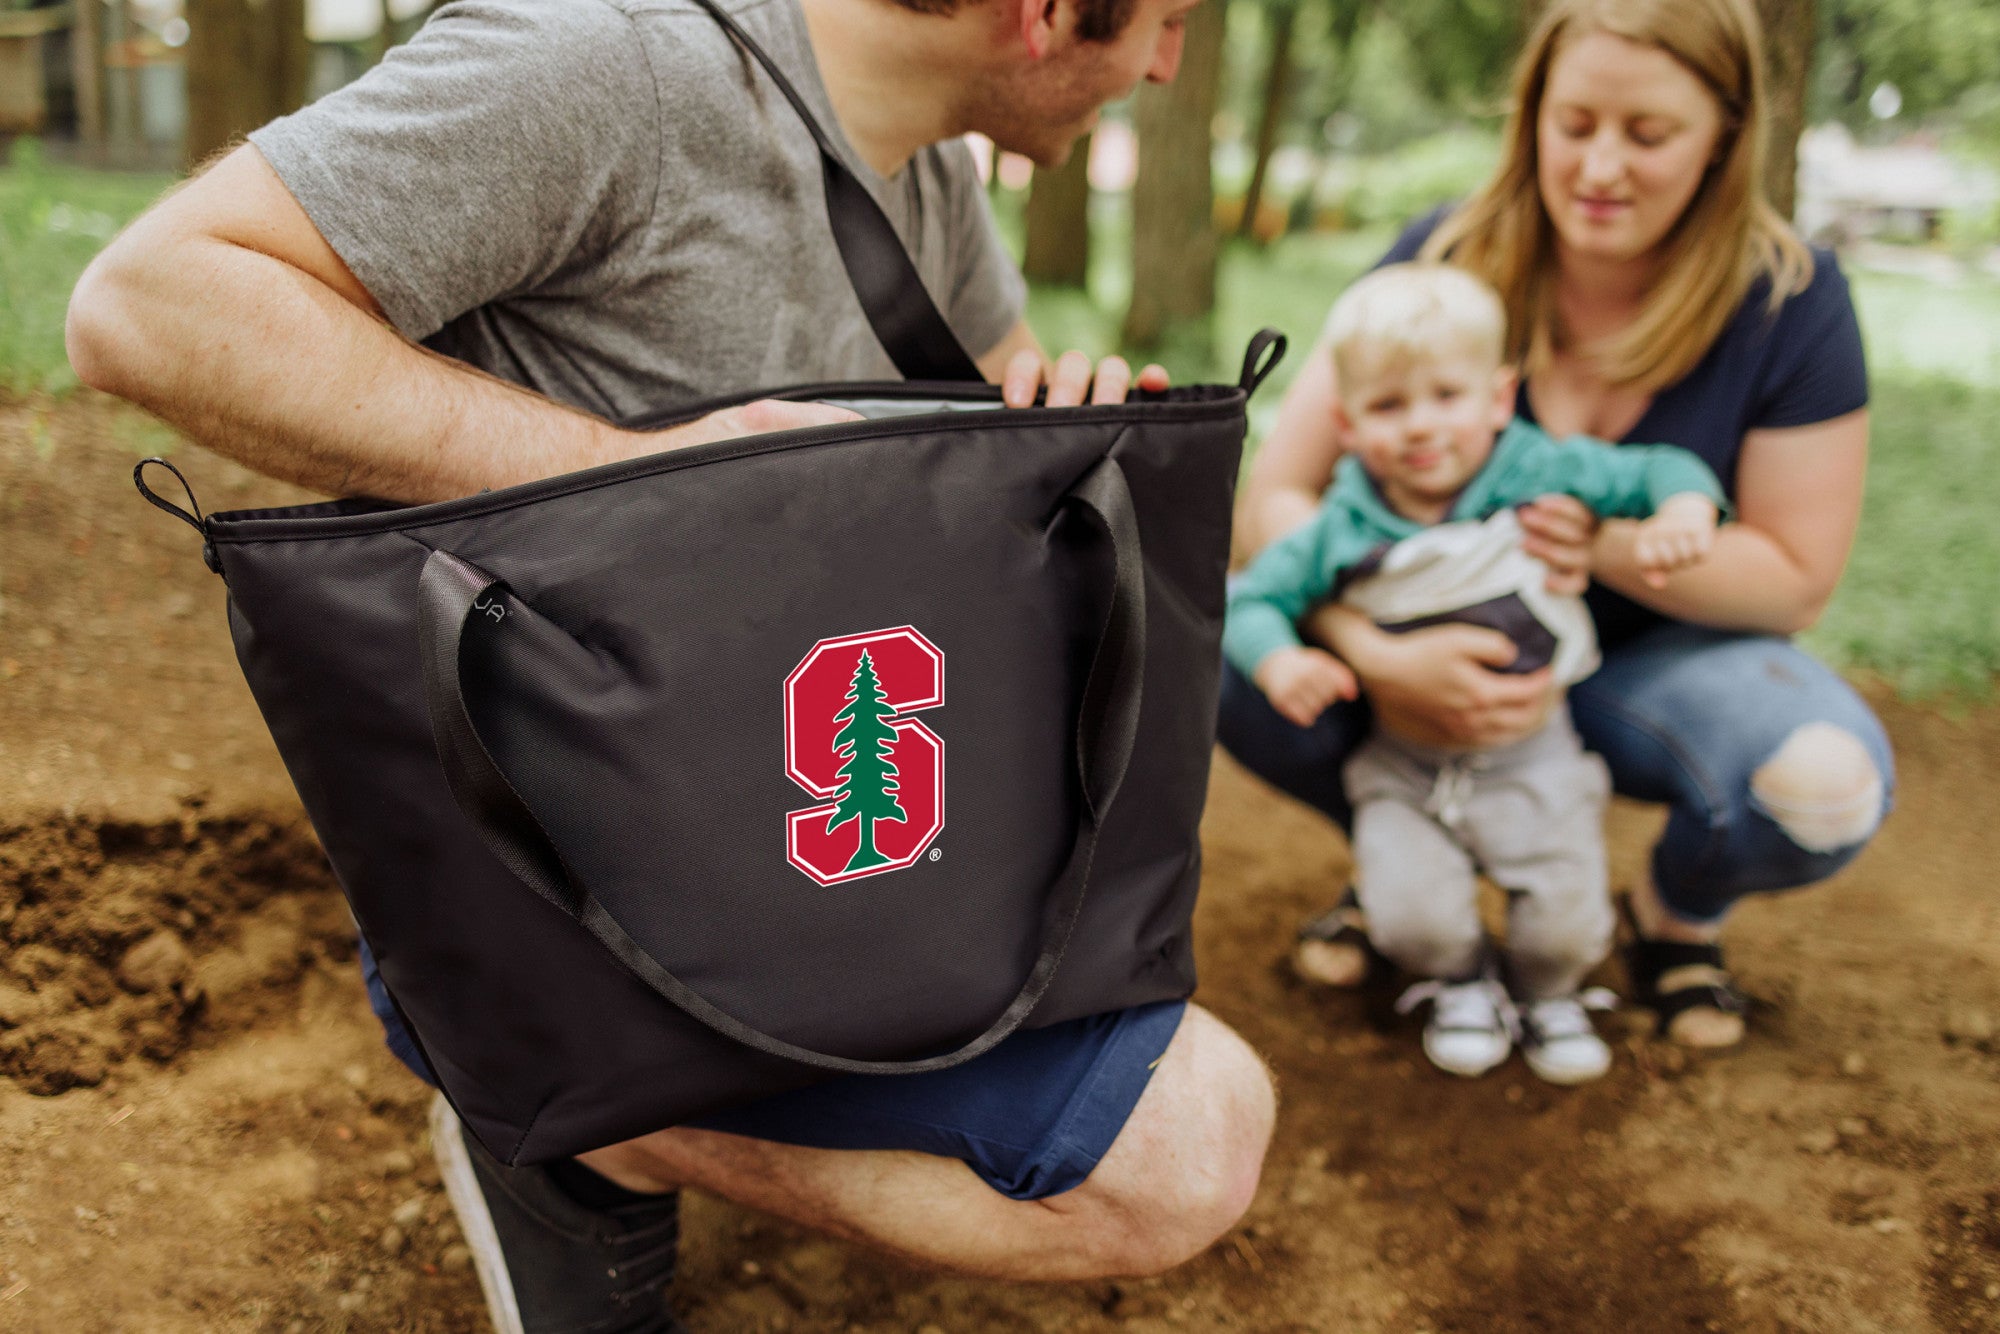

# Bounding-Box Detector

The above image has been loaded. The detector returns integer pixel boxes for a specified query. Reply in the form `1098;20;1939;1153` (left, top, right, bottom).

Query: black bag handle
691;0;982;383
415;454;1146;1075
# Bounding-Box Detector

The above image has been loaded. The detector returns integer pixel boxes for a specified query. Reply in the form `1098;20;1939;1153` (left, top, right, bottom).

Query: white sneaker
1518;989;1618;1084
1397;975;1516;1078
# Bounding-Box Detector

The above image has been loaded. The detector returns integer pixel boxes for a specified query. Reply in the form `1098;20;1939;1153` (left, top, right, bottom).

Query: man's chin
1030;139;1076;170
993;117;1096;171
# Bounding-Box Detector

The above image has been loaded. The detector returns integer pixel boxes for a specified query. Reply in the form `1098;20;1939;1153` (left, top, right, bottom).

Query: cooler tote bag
136;335;1286;1164
130;0;1290;1163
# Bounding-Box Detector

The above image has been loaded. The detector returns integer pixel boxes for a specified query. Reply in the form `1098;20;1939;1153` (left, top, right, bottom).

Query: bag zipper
206;388;1246;544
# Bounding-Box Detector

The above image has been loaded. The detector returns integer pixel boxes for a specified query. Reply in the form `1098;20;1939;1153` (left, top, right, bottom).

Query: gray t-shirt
249;0;1025;421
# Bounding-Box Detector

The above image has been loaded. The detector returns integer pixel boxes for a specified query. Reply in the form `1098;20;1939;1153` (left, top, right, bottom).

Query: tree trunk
1756;0;1815;218
183;0;311;169
1022;131;1092;288
1121;0;1228;357
70;0;104;146
104;0;137;154
1237;3;1297;242
371;0;395;67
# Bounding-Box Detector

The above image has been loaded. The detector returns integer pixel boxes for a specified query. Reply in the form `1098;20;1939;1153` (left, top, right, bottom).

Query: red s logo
783;627;944;885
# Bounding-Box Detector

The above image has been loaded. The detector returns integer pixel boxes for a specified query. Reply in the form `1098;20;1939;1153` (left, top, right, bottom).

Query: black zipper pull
1238;328;1289;398
134;457;223;577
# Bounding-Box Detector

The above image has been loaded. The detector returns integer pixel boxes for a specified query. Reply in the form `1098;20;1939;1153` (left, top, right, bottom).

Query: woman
1220;0;1892;1048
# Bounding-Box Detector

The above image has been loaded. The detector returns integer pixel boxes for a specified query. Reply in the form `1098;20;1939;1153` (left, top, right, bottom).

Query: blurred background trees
1760;0;1816;217
182;0;310;167
1121;0;1227;359
1022;130;1093;287
3;0;1997;388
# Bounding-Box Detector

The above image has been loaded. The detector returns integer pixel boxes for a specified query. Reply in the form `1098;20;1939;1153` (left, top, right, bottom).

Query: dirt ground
3;395;1998;1334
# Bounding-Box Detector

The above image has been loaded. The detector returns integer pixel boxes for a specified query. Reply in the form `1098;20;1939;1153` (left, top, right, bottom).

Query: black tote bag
133;0;1288;1164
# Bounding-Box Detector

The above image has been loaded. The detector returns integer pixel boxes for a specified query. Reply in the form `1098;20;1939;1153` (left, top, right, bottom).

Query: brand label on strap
783;627;944;885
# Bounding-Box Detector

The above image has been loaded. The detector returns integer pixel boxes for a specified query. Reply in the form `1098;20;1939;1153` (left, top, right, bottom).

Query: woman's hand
1517;494;1601;596
1309;605;1561;749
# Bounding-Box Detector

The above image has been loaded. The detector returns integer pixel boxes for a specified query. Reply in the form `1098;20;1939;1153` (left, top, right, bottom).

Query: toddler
1224;263;1725;1083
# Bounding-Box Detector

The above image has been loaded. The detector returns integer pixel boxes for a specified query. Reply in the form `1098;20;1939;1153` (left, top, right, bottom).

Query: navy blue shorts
361;941;1182;1200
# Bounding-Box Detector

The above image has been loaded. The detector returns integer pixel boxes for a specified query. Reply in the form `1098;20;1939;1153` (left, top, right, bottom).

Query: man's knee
1749;721;1887;854
1060;1005;1274;1277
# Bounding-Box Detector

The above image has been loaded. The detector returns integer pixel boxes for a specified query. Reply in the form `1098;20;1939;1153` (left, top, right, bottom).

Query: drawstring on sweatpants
1424;754;1490;828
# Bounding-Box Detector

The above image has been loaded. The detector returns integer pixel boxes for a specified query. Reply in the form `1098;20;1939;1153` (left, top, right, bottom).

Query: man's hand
648;399;863;453
1517;494;1600;596
1630;493;1720;589
1001;348;1170;408
1252;646;1359;729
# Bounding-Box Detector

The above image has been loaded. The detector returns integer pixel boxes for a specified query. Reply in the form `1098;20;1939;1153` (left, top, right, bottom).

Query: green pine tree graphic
826;650;908;872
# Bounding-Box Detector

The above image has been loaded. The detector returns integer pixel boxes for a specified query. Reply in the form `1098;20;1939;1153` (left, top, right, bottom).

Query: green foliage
1288;0;1519;133
1378;0;1520;113
1814;0;2000;138
0;140;173;397
1317;19;1455;151
1218;0;1521;175
1315;127;1499;230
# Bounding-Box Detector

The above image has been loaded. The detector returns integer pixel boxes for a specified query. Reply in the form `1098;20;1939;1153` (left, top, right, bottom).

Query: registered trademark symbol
929;848;942;862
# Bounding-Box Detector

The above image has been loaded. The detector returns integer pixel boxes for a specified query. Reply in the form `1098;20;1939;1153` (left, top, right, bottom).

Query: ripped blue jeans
1216;622;1895;926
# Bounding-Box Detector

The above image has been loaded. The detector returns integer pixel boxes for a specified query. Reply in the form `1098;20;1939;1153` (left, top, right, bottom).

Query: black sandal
1618;897;1747;1036
1294;886;1382;984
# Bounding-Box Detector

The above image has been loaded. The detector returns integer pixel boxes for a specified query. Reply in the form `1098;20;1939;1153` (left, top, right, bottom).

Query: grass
1802;374;2000;698
0;139;174;397
2;149;1993;697
1847;266;2000;389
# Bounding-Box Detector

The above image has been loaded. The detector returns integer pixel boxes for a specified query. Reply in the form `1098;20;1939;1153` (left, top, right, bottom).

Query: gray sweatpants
1343;711;1614;1000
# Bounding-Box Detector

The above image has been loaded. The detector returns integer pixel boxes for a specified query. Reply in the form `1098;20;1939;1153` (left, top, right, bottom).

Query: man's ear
1019;0;1062;59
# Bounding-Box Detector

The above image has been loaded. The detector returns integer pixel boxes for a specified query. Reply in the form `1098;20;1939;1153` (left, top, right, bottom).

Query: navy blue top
1379;209;1869;646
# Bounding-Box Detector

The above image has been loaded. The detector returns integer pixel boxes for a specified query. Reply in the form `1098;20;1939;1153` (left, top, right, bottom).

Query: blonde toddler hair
1324;262;1509;395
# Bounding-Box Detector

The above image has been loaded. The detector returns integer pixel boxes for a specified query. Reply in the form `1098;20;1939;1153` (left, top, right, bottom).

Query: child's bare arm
1253;646;1359;728
1630;493;1720;589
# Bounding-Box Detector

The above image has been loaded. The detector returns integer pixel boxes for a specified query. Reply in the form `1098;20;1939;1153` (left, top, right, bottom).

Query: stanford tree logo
784;627;944;885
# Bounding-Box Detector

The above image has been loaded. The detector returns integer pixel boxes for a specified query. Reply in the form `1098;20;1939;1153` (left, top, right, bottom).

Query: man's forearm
69;231;630;504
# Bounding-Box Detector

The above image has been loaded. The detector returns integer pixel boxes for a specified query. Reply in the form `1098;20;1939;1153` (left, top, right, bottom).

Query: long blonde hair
1420;0;1812;392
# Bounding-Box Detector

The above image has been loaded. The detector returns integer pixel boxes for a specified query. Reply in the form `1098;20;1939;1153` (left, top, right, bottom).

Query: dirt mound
0;810;350;1094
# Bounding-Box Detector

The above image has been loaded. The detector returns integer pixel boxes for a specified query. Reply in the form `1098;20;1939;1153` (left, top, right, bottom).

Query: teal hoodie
1223;418;1727;676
